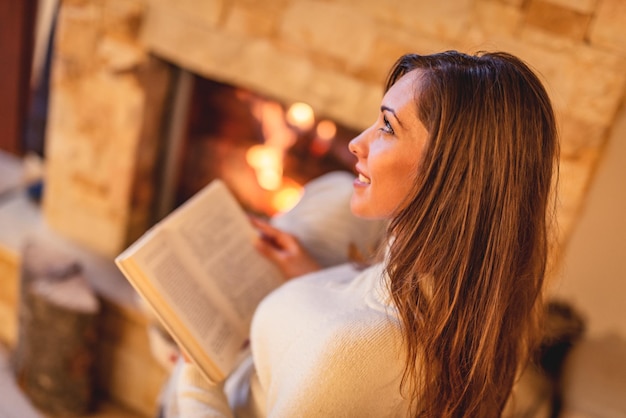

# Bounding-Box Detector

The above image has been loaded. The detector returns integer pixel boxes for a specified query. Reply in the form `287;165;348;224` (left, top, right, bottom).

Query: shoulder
257;262;404;367
250;263;409;416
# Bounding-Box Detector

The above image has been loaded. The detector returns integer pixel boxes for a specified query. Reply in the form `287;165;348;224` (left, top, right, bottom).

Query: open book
115;180;285;383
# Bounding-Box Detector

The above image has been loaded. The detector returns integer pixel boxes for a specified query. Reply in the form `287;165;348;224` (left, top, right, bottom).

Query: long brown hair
385;51;558;417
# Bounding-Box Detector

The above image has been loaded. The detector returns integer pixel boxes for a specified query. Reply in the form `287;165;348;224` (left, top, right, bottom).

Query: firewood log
13;238;101;416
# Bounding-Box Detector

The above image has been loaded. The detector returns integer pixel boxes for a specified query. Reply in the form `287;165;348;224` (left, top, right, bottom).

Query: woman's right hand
250;217;321;280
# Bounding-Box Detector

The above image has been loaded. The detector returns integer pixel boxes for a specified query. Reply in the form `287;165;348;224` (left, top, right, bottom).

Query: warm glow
286;102;315;131
256;169;282;191
271;180;304;213
253;100;296;150
246;145;283;190
310;119;337;156
316;120;336;141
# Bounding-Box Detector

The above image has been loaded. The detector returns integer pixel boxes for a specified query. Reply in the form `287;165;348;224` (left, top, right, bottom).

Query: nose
348;128;368;157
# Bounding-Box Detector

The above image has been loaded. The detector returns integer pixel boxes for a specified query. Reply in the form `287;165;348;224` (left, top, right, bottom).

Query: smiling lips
357;173;371;184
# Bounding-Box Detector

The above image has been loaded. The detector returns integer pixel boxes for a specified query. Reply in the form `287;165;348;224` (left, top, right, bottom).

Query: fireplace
41;0;625;260
41;0;398;256
160;72;359;220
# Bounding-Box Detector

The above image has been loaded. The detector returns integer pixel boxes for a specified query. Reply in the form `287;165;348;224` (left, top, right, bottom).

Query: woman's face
349;70;429;219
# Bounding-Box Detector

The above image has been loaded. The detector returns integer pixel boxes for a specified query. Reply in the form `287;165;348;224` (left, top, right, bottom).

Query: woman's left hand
250;217;321;280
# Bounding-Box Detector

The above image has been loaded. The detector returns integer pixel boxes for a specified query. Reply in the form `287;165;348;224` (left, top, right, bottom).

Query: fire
316;119;337;140
271;178;304;213
245;144;283;191
310;119;337;156
244;98;314;213
286;102;315;131
245;145;303;213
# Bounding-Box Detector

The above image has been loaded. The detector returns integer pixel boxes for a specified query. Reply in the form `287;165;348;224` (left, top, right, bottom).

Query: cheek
367;165;415;216
381;174;414;211
379;157;420;206
372;150;419;187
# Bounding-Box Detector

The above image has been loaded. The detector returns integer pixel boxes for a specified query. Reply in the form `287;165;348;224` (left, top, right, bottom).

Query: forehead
383;70;423;110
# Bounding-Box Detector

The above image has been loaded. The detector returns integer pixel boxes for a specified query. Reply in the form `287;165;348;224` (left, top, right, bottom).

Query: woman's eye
381;116;394;135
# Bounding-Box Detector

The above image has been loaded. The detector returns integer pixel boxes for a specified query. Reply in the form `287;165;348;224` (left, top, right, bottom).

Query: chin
350;200;386;220
349;199;368;219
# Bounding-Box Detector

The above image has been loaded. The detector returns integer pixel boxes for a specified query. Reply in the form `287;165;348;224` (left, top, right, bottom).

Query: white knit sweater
165;262;412;417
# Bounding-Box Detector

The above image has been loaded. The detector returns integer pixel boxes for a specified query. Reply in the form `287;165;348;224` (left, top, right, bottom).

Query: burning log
13;238;101;416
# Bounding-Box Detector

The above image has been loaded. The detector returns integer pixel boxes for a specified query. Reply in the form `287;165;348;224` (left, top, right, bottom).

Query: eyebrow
381;105;404;128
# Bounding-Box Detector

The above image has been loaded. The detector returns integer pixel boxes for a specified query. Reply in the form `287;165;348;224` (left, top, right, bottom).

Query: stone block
559;115;608;159
97;299;167;417
524;0;592;41
565;45;626;126
231;39;316;100
102;0;146;39
543;0;597;13
305;69;380;130
363;27;452;84
280;1;376;69
55;2;103;73
589;0;626;55
43;71;145;256
224;3;278;38
474;0;524;38
479;37;570;110
142;2;245;77
497;0;525;7
235;41;378;130
395;0;473;43
483;37;626;127
150;0;224;28
144;7;287;101
519;24;579;51
98;35;147;72
324;0;398;26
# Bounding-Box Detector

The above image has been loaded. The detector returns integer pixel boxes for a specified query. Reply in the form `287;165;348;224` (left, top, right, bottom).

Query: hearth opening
158;70;360;220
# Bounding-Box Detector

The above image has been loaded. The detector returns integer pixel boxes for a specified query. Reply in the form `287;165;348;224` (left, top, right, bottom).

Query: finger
251;218;296;251
250;217;278;242
254;238;278;260
249;216;272;232
255;232;295;259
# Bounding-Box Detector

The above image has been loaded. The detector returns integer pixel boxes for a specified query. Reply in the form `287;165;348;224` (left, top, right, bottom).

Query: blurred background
0;0;625;417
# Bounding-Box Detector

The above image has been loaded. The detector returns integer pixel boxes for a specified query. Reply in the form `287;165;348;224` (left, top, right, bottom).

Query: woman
166;51;558;417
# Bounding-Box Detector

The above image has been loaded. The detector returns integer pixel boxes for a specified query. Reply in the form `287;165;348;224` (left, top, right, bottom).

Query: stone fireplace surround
19;0;626;414
43;0;626;262
40;0;626;260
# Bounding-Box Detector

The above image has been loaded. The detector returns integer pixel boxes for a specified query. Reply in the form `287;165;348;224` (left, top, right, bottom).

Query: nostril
348;141;357;154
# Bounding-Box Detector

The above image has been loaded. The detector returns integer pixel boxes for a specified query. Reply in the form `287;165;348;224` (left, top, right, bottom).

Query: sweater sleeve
168;362;235;418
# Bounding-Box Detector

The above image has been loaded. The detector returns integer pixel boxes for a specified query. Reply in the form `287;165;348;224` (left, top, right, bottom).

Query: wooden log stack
13;238;101;416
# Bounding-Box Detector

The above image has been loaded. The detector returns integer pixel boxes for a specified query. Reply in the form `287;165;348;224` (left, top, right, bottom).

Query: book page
116;180;285;379
129;231;246;375
177;200;283;323
164;180;284;330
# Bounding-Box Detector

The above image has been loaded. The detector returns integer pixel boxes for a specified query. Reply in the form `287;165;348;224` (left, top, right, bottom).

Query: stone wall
44;0;172;256
45;0;626;263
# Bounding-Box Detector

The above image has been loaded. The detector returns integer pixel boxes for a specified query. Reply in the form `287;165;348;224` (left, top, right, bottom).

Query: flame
254;101;296;149
271;178;303;213
246;145;283;190
286;102;315;131
316;119;337;140
310;119;337;156
242;98;310;210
